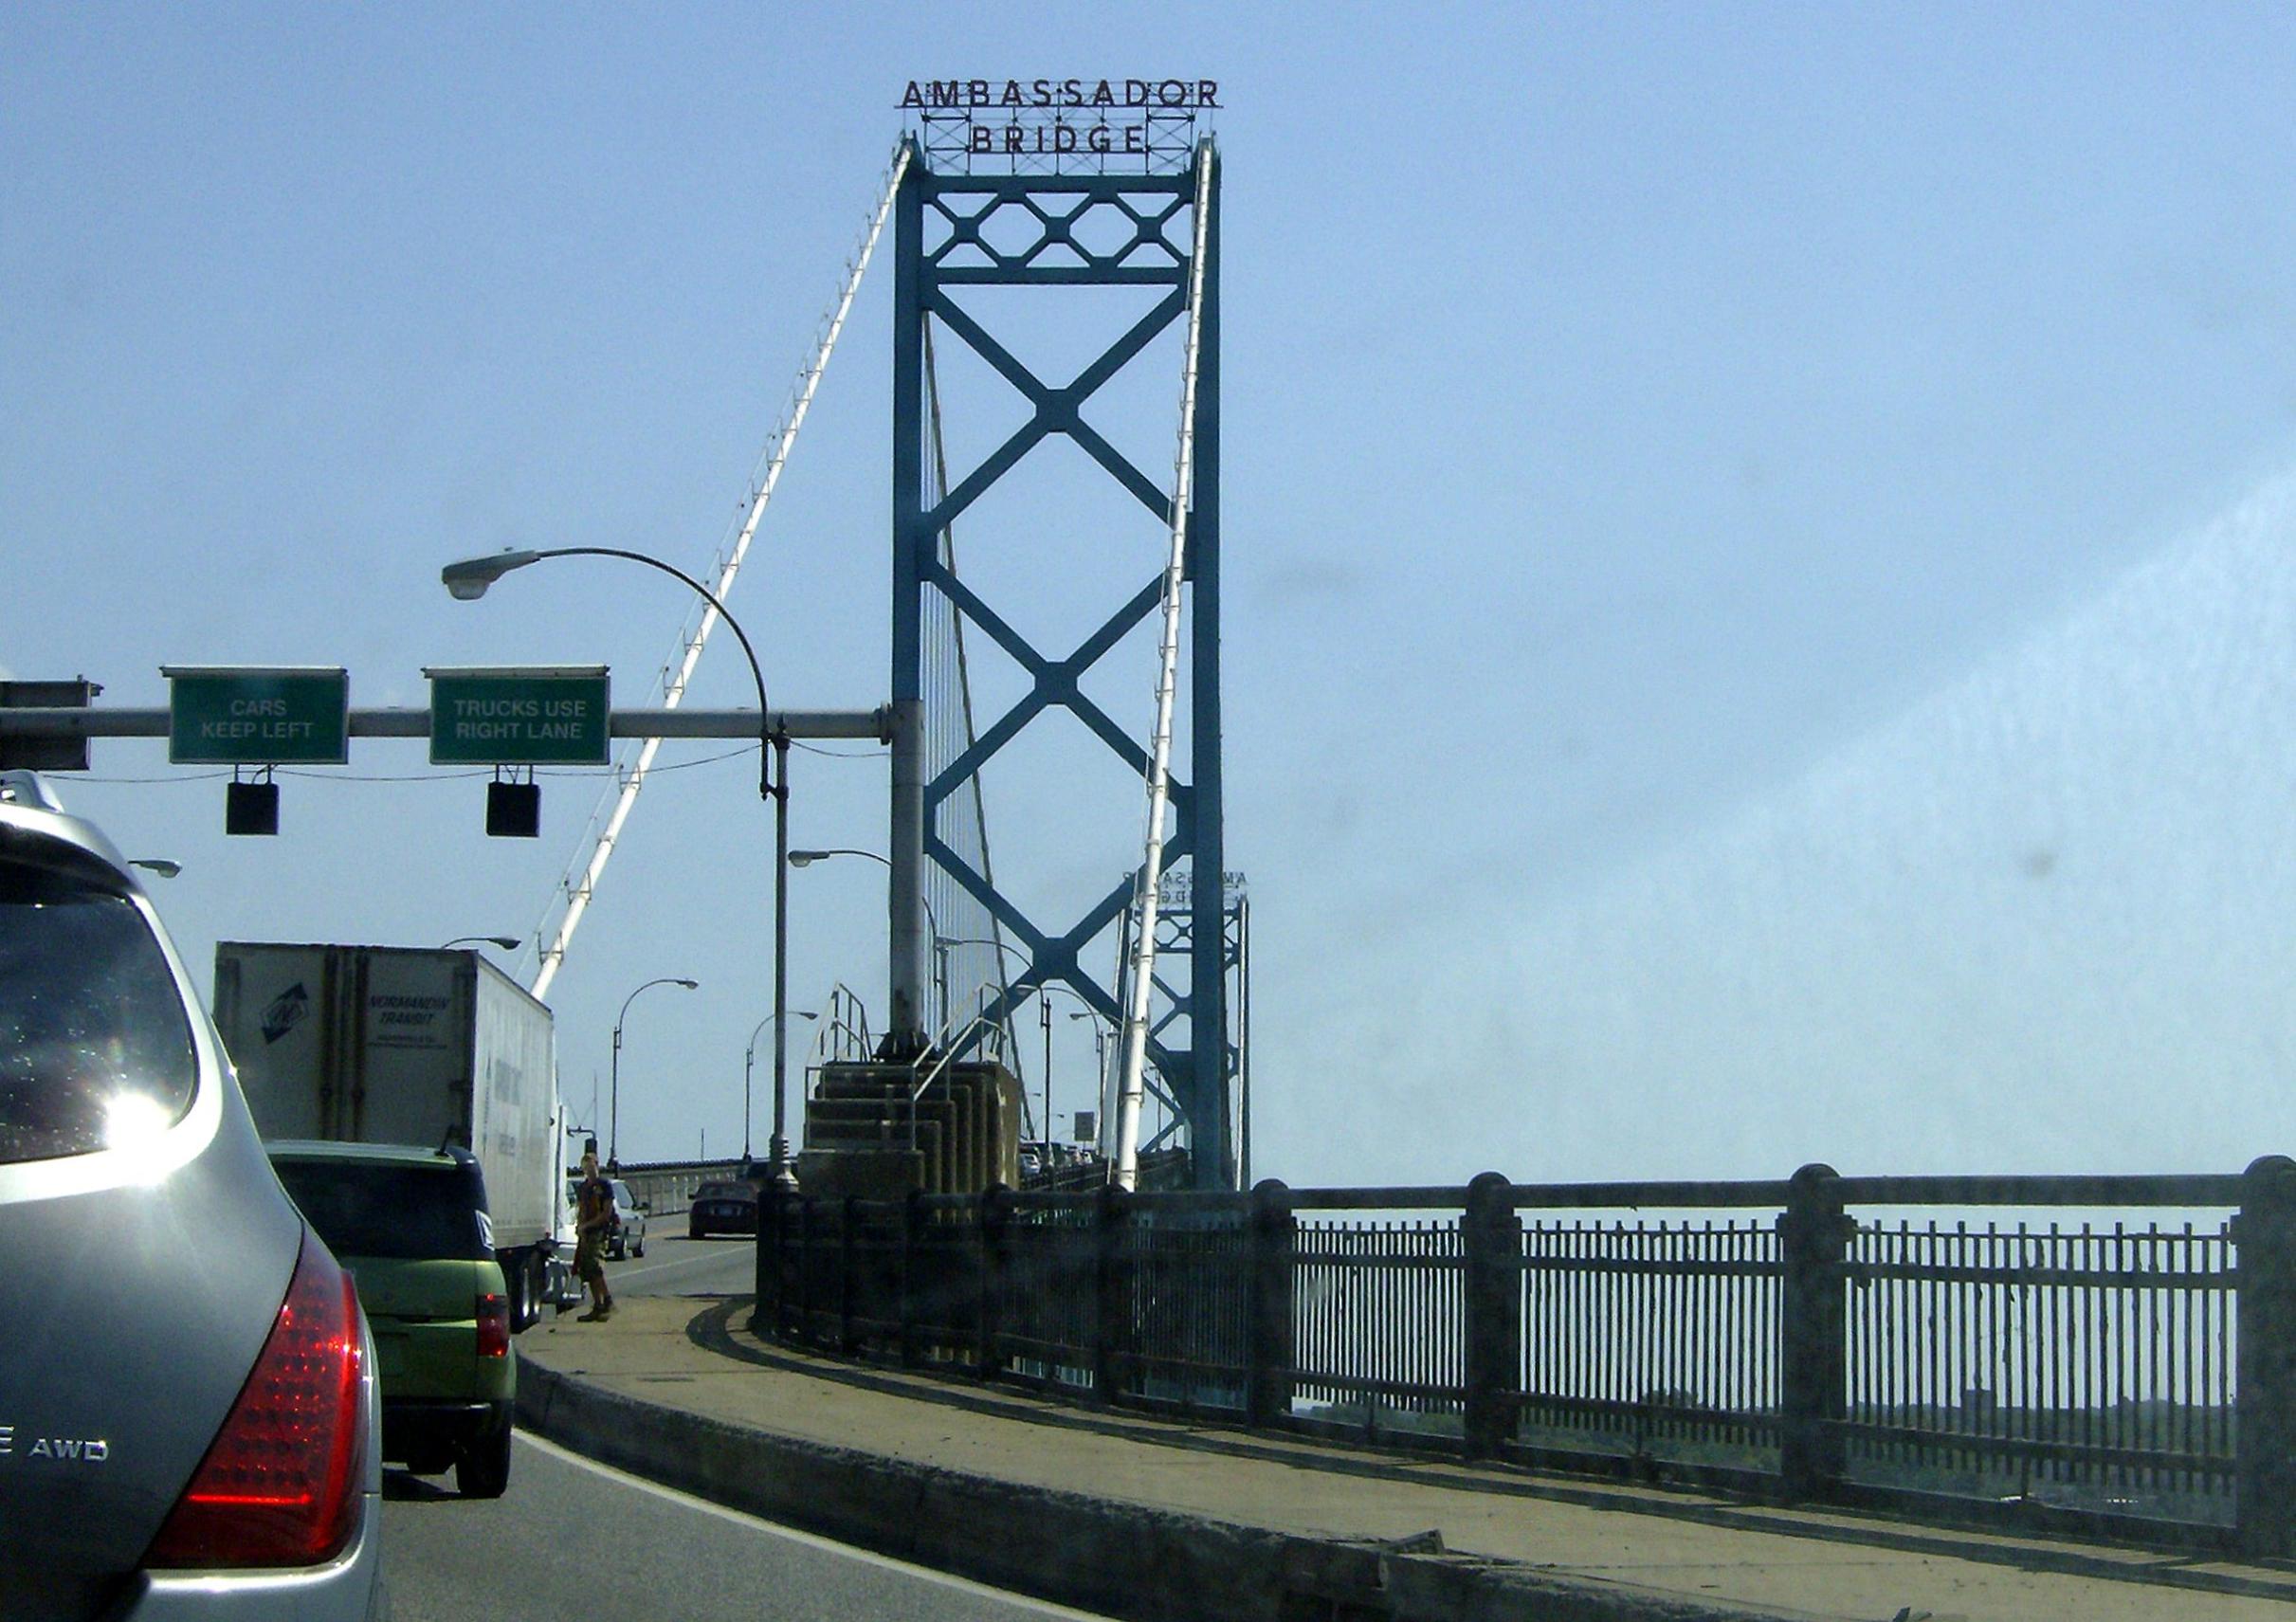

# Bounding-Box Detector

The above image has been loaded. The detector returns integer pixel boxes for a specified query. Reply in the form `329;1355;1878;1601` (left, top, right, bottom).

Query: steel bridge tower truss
1111;871;1248;1176
891;137;1233;1186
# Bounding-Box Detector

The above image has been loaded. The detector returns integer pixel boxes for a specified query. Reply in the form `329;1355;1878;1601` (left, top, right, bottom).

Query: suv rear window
273;1158;494;1261
0;863;196;1165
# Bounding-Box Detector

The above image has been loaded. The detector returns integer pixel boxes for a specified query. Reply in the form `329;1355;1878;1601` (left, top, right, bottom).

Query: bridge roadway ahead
381;1240;1099;1621
496;1245;2296;1622
379;1431;1110;1622
603;1230;759;1298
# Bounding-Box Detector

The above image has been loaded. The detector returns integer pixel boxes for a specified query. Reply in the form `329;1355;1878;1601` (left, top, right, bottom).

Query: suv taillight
476;1292;509;1358
144;1229;364;1569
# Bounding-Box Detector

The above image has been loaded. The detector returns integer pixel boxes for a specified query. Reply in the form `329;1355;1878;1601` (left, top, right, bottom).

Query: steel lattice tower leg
887;137;1232;1188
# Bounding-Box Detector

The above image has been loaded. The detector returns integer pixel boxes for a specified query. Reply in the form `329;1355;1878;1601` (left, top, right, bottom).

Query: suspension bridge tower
883;84;1239;1189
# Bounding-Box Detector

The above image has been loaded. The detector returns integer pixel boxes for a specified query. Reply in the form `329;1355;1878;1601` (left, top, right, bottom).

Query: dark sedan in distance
687;1178;759;1239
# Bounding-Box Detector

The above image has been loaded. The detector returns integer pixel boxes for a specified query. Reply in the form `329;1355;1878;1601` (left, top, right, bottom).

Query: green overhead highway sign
426;666;610;766
163;666;349;765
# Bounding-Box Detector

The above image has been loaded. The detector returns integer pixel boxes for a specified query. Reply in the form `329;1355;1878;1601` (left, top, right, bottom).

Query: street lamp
1028;987;1108;1159
932;938;1101;1149
1069;1011;1110;1148
933;935;1037;1072
745;1010;817;1162
443;546;776;800
443;935;520;951
789;849;948;1030
610;975;698;1168
446;544;800;1185
936;934;1028;963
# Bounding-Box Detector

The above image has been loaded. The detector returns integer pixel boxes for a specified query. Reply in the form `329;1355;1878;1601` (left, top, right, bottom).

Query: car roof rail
0;770;65;811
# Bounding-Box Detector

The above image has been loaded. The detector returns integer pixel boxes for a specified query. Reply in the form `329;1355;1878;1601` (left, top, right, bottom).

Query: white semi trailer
212;941;577;1329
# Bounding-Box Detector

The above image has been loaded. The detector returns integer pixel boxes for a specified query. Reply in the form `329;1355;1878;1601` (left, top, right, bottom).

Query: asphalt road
594;1230;759;1300
385;1230;1108;1620
379;1429;1112;1622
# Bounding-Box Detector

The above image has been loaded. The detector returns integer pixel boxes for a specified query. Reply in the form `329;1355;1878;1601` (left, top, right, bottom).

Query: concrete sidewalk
515;1295;2296;1622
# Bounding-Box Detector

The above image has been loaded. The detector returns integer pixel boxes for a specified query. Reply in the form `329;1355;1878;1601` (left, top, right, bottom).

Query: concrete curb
516;1358;1816;1622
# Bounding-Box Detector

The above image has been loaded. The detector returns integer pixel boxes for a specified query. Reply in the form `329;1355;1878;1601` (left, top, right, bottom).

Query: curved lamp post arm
791;850;917;926
742;1009;816;1162
609;975;698;1166
620;975;700;1029
793;848;948;1023
444;545;780;798
790;849;933;935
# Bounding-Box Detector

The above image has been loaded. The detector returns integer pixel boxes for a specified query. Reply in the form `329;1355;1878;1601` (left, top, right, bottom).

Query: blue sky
7;5;2296;1182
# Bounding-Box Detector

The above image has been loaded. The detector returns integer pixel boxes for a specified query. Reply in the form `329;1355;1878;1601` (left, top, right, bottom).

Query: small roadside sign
425;667;610;766
164;667;349;766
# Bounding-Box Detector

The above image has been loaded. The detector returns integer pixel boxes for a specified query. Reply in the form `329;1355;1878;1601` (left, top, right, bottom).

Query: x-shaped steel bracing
894;151;1229;1180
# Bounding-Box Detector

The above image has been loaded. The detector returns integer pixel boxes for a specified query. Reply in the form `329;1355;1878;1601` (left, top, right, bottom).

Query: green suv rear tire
457;1401;514;1499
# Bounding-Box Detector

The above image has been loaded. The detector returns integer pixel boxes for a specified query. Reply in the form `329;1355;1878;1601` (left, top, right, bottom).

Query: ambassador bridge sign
901;77;1218;174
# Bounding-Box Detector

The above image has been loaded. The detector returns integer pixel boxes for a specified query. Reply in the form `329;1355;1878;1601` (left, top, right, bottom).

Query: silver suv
0;773;385;1618
607;1177;647;1259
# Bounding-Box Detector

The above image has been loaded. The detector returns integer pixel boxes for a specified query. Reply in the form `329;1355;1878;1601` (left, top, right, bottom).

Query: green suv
269;1141;517;1497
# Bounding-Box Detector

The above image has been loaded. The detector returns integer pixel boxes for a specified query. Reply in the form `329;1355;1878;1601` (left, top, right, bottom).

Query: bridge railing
755;1158;2296;1556
599;1157;751;1216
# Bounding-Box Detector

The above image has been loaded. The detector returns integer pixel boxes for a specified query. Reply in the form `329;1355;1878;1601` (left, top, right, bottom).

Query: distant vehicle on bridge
687;1178;759;1239
572;1172;650;1258
607;1177;648;1258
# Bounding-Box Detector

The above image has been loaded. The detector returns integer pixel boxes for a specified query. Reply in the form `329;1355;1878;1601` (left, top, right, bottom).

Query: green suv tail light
476;1292;510;1358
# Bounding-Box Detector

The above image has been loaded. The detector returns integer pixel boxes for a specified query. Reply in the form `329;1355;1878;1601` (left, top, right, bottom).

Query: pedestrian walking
574;1149;616;1321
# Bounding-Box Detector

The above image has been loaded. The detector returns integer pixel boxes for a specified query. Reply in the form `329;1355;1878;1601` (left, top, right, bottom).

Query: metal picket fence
756;1158;2296;1553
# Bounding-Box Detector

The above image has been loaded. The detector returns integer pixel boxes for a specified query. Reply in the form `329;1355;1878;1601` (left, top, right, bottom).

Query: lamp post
1068;1011;1109;1149
610;976;698;1168
933;936;1023;1048
745;1010;818;1164
788;848;947;1030
1027;986;1106;1159
442;935;520;951
444;545;798;1184
935;937;1101;1150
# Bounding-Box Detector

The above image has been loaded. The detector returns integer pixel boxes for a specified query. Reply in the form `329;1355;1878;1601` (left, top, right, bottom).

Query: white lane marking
610;1245;756;1285
517;1431;1114;1619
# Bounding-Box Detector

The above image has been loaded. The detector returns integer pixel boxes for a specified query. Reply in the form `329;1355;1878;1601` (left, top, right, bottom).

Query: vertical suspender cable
529;144;910;1000
1112;141;1215;1191
923;325;1026;1088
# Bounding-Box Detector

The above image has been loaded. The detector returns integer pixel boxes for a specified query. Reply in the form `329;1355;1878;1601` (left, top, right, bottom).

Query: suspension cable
528;142;911;999
1112;141;1214;1190
922;322;1028;1113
